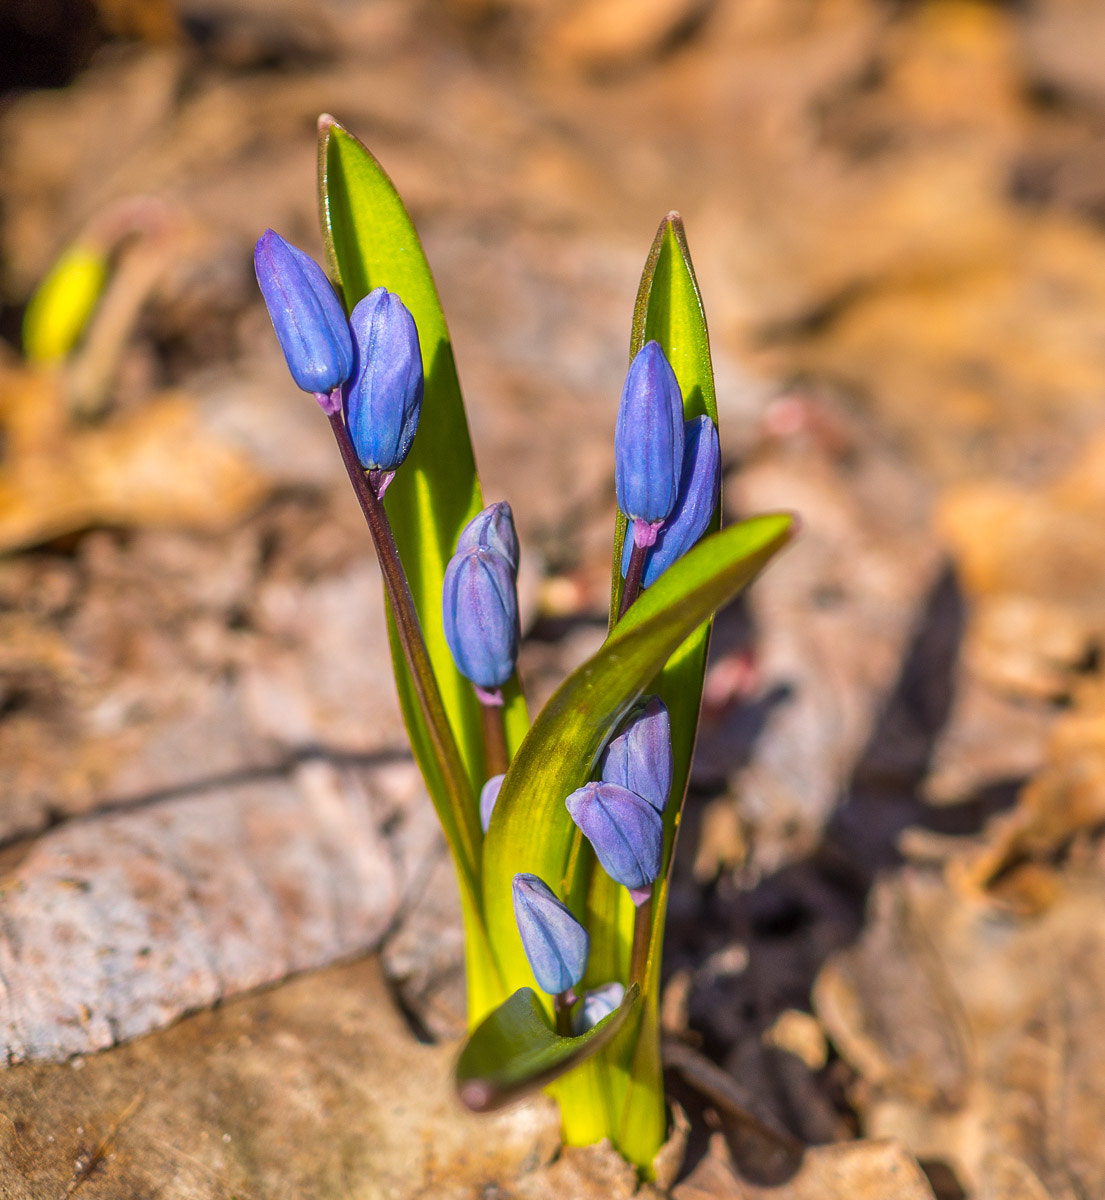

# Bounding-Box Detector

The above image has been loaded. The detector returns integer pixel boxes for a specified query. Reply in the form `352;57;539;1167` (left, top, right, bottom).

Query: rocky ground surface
3;0;1105;1195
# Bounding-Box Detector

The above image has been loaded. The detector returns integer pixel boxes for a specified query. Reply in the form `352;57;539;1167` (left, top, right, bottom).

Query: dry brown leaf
0;365;267;553
815;861;1105;1196
673;1134;936;1200
937;428;1105;704
949;678;1105;892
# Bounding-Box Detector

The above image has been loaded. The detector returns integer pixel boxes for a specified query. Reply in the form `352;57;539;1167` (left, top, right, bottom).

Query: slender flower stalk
481;703;509;777
326;411;481;876
618;541;648;620
628;889;654;986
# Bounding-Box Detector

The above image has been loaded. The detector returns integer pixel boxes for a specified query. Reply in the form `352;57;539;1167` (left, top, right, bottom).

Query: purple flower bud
254;230;353;406
565;782;664;896
621;415;721;587
512;873;589;996
455;502;519;574
572;982;626;1035
480;773;505;833
599;696;673;813
442;545;520;693
615;341;685;545
343;288;424;471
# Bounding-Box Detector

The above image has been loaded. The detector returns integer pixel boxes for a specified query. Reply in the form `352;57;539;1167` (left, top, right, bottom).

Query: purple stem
326;409;480;876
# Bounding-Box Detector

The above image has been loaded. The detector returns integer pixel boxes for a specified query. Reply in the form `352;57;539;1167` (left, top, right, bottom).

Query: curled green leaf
457;984;640;1112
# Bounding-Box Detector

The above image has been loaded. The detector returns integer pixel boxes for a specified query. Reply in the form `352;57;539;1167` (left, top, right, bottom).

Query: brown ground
2;0;1105;1196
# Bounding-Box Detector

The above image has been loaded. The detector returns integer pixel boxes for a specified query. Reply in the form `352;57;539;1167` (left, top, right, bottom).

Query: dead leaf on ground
0;365;268;553
673;1133;936;1199
815;858;1105;1197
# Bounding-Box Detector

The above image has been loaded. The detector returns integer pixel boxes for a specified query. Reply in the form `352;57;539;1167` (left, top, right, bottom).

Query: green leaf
457;984;640;1112
605;212;723;1166
481;513;793;999
317;116;529;1018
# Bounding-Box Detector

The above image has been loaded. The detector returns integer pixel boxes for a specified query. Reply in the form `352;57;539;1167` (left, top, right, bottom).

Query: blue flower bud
599;696;673;813
572;982;626;1035
442;544;520;695
480;773;505;833
512;873;589;996
621;415;720;586
254;230;353;407
615;341;685;545
343;288;424;471
565;782;664;898
455;502;519;574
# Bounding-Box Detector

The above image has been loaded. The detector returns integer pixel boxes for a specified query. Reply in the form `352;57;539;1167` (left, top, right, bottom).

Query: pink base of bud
633;518;663;549
474;684;504;706
368;468;396;499
314;387;343;416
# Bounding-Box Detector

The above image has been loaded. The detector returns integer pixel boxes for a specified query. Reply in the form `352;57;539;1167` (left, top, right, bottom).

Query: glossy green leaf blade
317;119;530;863
482;514;794;998
457;984;640;1112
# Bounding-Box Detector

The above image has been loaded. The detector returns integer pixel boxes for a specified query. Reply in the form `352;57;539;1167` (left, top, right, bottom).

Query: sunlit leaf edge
456;984;641;1112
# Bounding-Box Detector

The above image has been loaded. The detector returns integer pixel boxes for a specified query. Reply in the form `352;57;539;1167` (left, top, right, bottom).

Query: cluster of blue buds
565;696;673;905
443;502;521;704
620;414;720;588
615;341;720;585
254;231;424;481
511;697;672;1006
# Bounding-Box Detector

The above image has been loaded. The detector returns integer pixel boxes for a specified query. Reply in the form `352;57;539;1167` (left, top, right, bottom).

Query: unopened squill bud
344;287;424;472
615;340;685;549
621;414;720;587
565;781;664;904
455;501;519;574
442;538;520;701
254;230;353;410
599;695;672;813
480;773;505;833
512;873;589;996
572;982;626;1035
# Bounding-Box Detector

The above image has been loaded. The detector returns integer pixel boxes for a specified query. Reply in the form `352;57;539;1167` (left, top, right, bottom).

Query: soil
3;1;1105;1196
